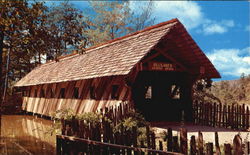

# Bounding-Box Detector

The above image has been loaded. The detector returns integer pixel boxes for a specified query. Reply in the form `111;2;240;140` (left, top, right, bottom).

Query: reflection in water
0;115;56;155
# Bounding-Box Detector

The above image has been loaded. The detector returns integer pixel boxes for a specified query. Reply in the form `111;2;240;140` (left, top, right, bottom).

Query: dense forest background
0;1;249;106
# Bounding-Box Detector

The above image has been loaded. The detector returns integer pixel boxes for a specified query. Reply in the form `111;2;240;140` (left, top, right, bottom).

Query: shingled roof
15;18;220;87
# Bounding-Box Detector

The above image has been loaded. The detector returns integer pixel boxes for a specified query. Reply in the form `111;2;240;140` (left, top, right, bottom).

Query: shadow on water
0;115;56;155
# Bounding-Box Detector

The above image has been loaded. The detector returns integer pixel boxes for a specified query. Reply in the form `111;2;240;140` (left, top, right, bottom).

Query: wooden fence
57;125;250;155
56;102;250;155
193;101;250;130
57;103;182;155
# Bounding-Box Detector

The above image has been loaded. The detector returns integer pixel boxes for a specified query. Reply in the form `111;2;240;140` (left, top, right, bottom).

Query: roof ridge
84;18;179;51
53;18;179;61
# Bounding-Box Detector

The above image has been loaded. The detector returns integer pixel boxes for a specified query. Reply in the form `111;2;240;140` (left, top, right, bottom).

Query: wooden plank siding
21;76;131;117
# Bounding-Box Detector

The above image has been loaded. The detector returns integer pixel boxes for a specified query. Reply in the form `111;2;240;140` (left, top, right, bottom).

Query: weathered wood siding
22;76;131;117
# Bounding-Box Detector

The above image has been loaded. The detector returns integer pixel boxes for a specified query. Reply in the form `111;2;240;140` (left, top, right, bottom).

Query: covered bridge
15;18;220;122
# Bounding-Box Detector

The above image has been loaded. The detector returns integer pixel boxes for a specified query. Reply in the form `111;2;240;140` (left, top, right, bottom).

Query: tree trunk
3;47;10;102
0;30;4;106
0;28;4;136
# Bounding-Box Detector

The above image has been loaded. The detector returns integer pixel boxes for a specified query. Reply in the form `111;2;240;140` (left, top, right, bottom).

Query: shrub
114;111;148;133
51;108;75;120
76;112;103;126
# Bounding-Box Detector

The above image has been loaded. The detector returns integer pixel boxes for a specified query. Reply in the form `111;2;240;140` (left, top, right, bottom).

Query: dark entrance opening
132;71;189;122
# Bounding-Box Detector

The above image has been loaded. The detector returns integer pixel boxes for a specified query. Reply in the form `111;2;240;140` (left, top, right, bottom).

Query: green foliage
51;108;75;120
114;111;148;133
84;1;155;46
112;110;152;145
137;127;147;143
77;112;103;126
85;1;133;45
45;119;62;135
46;2;88;57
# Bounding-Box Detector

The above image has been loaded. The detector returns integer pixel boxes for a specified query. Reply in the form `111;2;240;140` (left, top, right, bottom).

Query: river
0;115;56;155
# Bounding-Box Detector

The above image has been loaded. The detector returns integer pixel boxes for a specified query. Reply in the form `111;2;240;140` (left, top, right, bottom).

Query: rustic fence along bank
56;103;182;155
193;101;250;130
56;103;250;155
57;129;250;155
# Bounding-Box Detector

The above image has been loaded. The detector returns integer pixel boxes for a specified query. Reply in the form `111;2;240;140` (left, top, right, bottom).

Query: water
0;115;56;155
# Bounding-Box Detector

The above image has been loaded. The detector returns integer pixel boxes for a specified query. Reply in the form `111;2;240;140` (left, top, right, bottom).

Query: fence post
233;134;243;155
244;142;250;155
173;136;179;152
215;132;220;154
218;103;222;127
56;135;62;155
167;128;173;152
132;126;138;155
242;104;245;129
213;102;216;127
202;102;206;125
205;103;209;126
223;105;226;127
232;105;235;129
228;106;231;128
210;103;213;126
225;105;229;128
190;135;196;155
180;128;188;154
239;105;242;129
198;131;204;155
224;144;232;155
246;107;249;130
236;105;239;130
206;143;213;155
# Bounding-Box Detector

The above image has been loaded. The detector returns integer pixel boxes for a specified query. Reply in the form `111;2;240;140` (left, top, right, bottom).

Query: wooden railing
193;101;250;130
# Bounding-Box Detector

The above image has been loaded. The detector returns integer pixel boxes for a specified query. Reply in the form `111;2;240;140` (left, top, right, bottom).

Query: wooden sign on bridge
148;62;176;71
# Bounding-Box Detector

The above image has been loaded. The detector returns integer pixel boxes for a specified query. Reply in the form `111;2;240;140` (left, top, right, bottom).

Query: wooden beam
154;47;189;72
141;52;161;63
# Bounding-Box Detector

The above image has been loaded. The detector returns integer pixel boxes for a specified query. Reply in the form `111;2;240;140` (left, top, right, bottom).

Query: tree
0;1;89;96
193;79;222;104
85;1;155;46
237;73;246;101
84;1;132;45
0;0;32;104
0;1;51;100
130;1;155;31
46;2;88;58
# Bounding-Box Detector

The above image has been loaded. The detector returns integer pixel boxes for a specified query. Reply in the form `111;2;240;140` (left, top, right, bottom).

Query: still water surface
0;115;56;155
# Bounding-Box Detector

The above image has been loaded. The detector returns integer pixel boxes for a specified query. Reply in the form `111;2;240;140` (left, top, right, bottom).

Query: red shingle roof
15;18;220;87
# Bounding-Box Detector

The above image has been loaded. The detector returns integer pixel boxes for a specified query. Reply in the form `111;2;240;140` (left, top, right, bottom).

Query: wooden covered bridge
15;18;220;122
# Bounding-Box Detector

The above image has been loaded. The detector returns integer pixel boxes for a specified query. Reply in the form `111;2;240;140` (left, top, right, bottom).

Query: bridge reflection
0;115;55;155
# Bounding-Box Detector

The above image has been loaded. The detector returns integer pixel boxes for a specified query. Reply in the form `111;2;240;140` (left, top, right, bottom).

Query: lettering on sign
148;62;175;71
